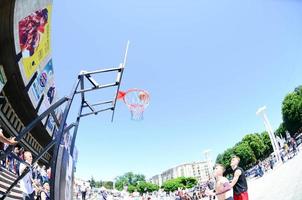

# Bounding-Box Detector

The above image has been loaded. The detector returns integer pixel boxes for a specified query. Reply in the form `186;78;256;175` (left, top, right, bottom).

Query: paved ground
248;150;302;200
81;149;302;200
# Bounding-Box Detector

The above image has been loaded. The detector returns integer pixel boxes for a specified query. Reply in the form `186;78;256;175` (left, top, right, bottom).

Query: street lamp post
256;106;281;162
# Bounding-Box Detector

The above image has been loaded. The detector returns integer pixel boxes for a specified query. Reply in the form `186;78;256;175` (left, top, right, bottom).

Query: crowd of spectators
0;128;51;200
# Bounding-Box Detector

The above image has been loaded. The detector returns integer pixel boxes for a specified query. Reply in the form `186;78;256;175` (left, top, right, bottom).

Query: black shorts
225;197;233;200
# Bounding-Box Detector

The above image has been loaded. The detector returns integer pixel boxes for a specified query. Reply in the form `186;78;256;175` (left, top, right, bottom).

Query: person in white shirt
19;151;34;200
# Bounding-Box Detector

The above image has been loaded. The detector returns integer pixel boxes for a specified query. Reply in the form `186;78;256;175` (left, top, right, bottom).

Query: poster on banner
46;115;55;136
18;5;52;81
28;59;55;107
45;107;63;136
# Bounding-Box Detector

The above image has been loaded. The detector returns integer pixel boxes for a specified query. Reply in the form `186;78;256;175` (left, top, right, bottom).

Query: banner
18;5;52;81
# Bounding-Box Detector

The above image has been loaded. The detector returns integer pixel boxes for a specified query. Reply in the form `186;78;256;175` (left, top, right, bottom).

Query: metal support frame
0;41;129;200
0;66;124;199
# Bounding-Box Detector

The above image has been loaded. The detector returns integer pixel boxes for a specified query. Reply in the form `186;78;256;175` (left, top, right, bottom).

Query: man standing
19;151;35;200
206;164;233;200
230;156;248;200
80;183;87;200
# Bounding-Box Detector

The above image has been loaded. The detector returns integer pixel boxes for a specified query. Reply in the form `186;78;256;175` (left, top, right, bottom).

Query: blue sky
52;0;302;181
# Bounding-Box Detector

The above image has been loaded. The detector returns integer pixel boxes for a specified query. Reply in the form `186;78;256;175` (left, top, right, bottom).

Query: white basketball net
124;90;150;121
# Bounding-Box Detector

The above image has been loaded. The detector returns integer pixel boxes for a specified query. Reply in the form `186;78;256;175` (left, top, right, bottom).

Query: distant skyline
52;0;302;181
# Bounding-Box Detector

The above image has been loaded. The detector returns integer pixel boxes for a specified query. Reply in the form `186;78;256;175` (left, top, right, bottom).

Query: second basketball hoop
117;89;150;120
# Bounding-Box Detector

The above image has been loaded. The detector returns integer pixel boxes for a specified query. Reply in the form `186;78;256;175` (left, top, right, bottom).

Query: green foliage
216;132;271;173
115;172;146;191
294;85;302;96
90;177;96;188
95;180;102;188
127;185;137;193
162;177;197;192
233;142;256;169
282;92;302;135
137;182;159;194
162;179;184;192
216;85;302;173
275;123;287;138
216;148;234;174
180;177;197;188
103;181;114;190
242;133;265;159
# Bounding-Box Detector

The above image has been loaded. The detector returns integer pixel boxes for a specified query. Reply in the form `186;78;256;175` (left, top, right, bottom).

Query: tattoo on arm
216;182;231;196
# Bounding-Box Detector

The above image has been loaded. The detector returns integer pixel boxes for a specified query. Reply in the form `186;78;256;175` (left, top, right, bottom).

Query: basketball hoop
117;89;150;120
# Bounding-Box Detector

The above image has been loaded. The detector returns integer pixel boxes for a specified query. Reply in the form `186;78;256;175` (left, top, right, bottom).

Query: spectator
269;156;274;170
19;151;35;200
19;147;25;161
46;167;51;180
40;165;48;183
80;183;88;200
12;146;20;174
40;182;50;200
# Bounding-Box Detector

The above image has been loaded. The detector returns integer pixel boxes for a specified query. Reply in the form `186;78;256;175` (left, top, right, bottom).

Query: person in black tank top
230;156;249;200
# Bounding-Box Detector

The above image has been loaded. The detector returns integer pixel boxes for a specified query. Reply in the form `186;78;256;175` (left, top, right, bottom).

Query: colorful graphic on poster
18;5;52;81
27;59;58;135
46;115;55;135
29;59;55;106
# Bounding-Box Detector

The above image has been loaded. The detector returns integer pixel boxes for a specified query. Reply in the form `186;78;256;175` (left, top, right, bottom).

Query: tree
294;85;302;95
282;92;302;135
233;142;256;169
179;177;197;189
162;177;197;192
216;147;235;174
115;172;146;191
103;181;114;190
260;131;273;159
127;185;137;193
241;133;265;160
162;179;184;192
95;180;103;188
137;182;159;194
90;177;96;188
275;123;287;138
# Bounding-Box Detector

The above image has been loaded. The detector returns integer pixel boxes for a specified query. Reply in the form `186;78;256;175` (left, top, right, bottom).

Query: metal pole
0;96;68;161
50;78;80;199
70;75;85;156
256;106;281;162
